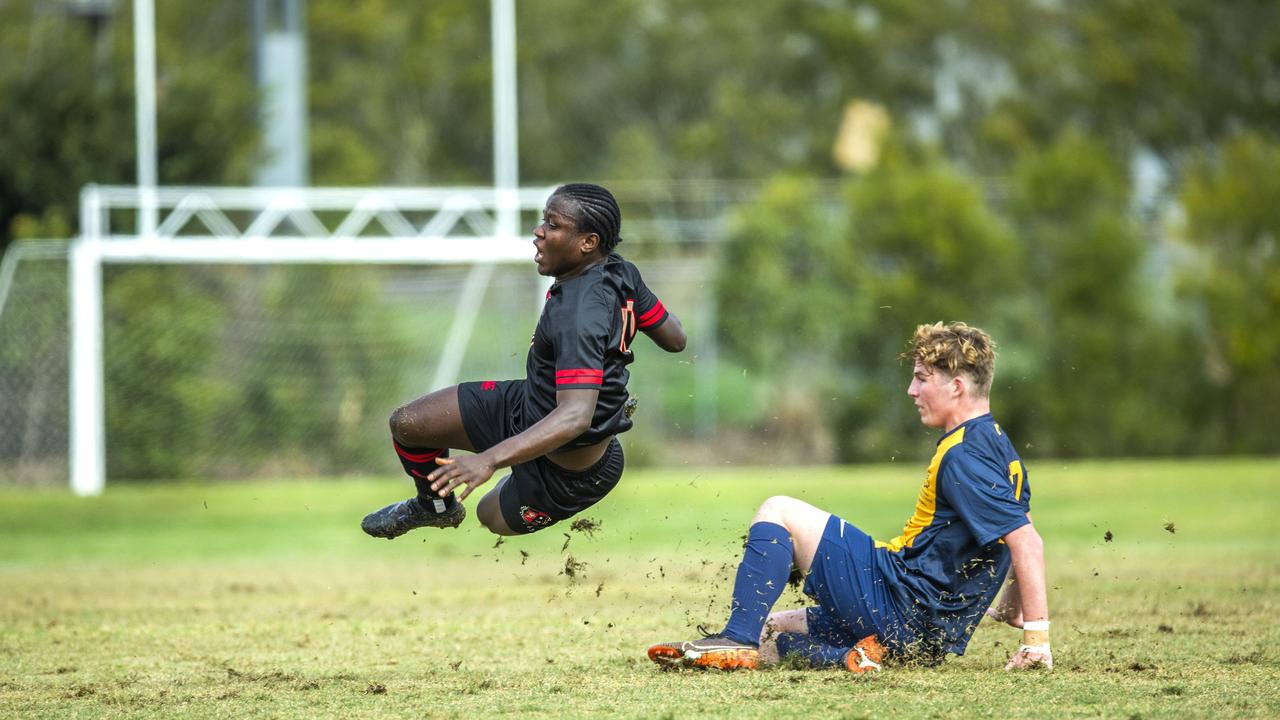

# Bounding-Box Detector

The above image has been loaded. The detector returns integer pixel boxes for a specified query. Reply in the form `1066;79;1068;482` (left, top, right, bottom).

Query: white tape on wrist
1018;644;1050;654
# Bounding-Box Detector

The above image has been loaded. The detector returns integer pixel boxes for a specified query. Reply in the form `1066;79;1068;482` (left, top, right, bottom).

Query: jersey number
619;299;637;353
1008;460;1024;501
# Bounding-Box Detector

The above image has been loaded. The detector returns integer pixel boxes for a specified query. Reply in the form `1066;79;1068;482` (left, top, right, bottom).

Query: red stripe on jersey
556;375;603;386
637;300;666;328
394;444;443;463
556;368;604;385
555;368;603;377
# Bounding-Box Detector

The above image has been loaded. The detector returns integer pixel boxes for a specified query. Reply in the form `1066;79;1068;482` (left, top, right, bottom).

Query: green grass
2;458;1278;718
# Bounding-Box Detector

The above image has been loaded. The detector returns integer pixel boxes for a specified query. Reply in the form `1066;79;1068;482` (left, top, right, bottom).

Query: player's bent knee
763;608;808;638
754;495;800;526
387;405;413;441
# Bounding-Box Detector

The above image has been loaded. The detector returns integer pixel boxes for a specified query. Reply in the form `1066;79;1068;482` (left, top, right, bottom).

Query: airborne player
361;183;686;537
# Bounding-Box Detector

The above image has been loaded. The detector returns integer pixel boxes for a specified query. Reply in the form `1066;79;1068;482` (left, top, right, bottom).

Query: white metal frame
70;184;552;497
77;185;552;263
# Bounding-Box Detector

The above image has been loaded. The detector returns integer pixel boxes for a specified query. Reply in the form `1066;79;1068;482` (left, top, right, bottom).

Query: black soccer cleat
361;496;465;539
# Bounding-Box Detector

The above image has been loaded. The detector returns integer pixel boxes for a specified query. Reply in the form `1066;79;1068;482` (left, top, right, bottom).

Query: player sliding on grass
362;183;686;538
648;322;1052;673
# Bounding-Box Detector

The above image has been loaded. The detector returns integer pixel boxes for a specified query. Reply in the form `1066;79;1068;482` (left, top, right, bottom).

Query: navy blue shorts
457;379;624;534
803;515;908;650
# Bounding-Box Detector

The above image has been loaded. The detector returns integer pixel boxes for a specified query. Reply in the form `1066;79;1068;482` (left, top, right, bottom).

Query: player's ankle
718;630;759;647
415;493;458;513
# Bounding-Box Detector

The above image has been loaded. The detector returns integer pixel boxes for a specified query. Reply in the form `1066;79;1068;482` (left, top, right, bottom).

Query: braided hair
552;183;623;254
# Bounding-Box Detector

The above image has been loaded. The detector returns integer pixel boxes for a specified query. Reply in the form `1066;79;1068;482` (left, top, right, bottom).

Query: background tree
831;142;1026;460
1178;133;1280;453
1005;131;1196;457
0;5;133;245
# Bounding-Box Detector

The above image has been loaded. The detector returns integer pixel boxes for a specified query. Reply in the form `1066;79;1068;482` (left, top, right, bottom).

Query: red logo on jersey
481;381;497;391
520;505;552;528
619;299;637;353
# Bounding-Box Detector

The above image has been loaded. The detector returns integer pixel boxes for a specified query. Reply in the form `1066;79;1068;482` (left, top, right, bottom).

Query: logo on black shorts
520;505;552;528
481;381;497;391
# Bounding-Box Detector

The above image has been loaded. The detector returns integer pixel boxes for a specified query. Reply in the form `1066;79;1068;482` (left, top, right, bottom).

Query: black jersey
524;253;669;447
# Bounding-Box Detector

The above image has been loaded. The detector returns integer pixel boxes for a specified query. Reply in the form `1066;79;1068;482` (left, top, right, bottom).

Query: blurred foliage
1;0;1278;475
716;144;1026;461
0;4;134;243
834;142;1025;460
0;2;258;242
1005;131;1197;457
308;0;491;184
1178;133;1280;453
716;177;852;373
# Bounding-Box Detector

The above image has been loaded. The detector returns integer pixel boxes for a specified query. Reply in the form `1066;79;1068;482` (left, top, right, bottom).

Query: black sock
419;493;458;513
392;441;458;512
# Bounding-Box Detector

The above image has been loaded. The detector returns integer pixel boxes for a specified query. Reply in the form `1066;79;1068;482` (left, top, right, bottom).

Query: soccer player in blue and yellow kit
361;183;686;537
648;322;1052;672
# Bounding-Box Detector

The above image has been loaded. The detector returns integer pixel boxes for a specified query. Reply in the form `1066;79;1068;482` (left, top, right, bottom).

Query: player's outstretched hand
428;455;497;501
1004;646;1053;671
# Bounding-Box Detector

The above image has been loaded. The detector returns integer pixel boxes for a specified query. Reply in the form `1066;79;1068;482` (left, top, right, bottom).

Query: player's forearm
990;569;1022;623
1005;524;1048;621
480;405;592;470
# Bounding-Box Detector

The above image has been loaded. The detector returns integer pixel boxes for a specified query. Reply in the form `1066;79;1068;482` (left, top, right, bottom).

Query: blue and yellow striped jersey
873;413;1030;656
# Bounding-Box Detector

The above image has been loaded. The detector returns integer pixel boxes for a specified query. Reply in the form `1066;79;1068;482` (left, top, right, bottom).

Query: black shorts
457;380;625;534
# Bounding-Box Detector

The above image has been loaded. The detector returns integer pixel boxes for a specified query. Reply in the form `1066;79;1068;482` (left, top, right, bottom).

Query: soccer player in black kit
361;183;686;537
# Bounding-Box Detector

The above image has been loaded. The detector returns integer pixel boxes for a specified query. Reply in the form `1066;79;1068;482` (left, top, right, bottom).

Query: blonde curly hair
901;322;997;397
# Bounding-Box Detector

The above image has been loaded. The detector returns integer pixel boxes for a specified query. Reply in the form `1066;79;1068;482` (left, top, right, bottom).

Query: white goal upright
69;184;554;496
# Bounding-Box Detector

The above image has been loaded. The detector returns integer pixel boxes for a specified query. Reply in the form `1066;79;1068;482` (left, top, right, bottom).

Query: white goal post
71;183;554;496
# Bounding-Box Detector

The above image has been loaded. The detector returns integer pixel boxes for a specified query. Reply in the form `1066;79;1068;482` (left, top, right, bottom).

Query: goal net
0;241;72;487
1;251;552;488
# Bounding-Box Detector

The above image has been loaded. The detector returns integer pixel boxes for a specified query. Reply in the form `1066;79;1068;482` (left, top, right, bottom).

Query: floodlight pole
492;0;519;235
134;0;158;237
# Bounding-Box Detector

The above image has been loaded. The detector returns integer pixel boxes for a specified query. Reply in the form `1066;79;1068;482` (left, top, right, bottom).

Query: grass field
2;458;1278;718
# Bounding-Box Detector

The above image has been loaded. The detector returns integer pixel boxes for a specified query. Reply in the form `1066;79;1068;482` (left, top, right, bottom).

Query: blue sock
775;632;850;668
720;522;793;645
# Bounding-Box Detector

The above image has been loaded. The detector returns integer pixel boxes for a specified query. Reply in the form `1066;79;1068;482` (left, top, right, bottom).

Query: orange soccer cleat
844;635;887;674
647;636;761;671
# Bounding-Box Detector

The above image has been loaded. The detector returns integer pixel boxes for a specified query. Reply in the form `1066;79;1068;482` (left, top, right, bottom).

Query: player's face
533;196;592;279
907;362;957;429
